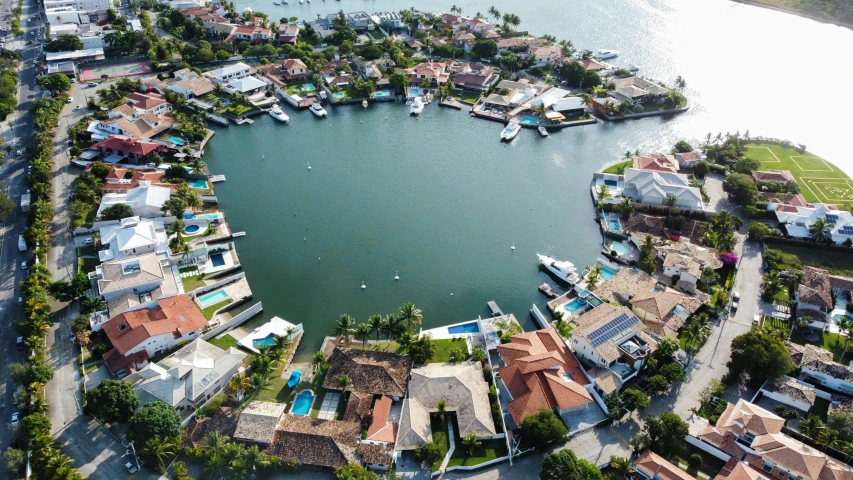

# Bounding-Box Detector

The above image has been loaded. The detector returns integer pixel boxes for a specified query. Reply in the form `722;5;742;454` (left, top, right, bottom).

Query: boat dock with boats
487;300;504;317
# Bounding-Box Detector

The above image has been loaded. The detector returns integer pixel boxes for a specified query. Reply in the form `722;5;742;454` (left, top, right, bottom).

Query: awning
104;153;125;164
78;150;99;160
545;111;565;121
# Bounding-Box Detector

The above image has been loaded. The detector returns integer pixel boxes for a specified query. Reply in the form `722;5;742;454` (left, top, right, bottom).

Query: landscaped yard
429;414;450;472
453;89;482;104
207;334;239;351
78;256;100;274
790;327;853;364
77;245;97;257
224;103;254;116
430;338;467;363
71;204;97;229
747;142;852;203
181;274;207;293
603;160;632;175
673;443;727;479
201;299;232;320
767;244;853;277
447;437;508;468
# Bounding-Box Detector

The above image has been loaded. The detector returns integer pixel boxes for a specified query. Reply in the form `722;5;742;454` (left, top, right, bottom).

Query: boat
232;232;246;237
319;90;327;100
628;64;639;72
272;1;280;4
594;49;619;60
268;105;289;122
362;99;368;108
537;254;579;283
286;370;302;388
538;126;549;137
500;118;521;141
409;96;424;115
310;103;327;117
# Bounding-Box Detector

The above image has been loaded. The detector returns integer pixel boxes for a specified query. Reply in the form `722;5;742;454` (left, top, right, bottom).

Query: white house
44;0;110;12
166;69;216;99
758;376;818;413
98;216;169;262
774;203;853;245
570;304;657;381
97;182;171;219
93;252;180;310
622;168;704;210
207;62;251;84
226;75;267;94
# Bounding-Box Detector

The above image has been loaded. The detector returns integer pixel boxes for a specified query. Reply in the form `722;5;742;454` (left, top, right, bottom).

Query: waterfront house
281;58;309;81
450;63;499;92
570;57;608;72
407;62;450;85
377;12;404;30
345;11;372;31
785;341;853;395
752;169;796;185
93;252;179;305
125;338;246;417
688;399;853;480
98;216;168;262
496;37;546;54
526;45;561;67
551;96;587;116
675;151;705;168
774;203;853;245
323;348;412;400
634;450;696;480
796;266;833;314
622;168;705;210
97;182;171;218
100;106;175;140
225;75;268;95
656;241;723;288
124;92;172;116
463;17;494;33
101;294;208;375
267;415;361;469
440;12;468;30
208;62;251;84
632;153;679;173
231;25;271;42
608;76;669;105
278;23;299;45
396;361;497;450
496;328;594;424
98;167;176;193
233;401;286;445
166;68;215;99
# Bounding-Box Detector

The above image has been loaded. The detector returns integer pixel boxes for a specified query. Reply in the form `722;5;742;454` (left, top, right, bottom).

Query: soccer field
747;142;853;203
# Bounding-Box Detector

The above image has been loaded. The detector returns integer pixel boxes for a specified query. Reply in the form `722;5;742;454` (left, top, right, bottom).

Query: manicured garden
201;298;232;320
746;142;852;202
429;414;450;472
603;160;632;174
429;338;467;363
181;274;207;293
77;256;100;274
790;327;852;364
446;437;507;468
767;244;853;277
207;334;239;351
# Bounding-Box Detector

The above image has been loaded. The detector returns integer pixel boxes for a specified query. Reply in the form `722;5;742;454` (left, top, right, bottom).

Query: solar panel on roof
827;214;839;224
588;313;639;347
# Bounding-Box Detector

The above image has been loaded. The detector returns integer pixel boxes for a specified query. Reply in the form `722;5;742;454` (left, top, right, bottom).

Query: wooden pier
487;301;504;317
538;283;558;298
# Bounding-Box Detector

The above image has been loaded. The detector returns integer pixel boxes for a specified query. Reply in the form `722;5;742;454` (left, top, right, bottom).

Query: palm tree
312;351;328;369
809;218;831;243
436;398;447;420
682;319;705;347
800;415;826;441
355;323;372;348
396;330;414;354
228;372;252;401
80;296;107;314
462;433;481;456
272;334;292;355
663;194;678;207
488;6;501;21
596;184;611;203
623;150;634;161
367;314;384;344
609;456;634;479
185;190;203;213
332;314;356;346
618;198;634;218
337;374;351;393
141;436;177;473
242;444;271;475
398;303;423;332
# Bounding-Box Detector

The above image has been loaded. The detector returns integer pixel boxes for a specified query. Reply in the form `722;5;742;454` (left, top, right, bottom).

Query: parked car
124;462;138;474
21;261;27;270
87;82;97;87
732;291;740;302
753;314;761;325
10;412;19;426
84;238;93;245
731;301;738;311
66;96;73;103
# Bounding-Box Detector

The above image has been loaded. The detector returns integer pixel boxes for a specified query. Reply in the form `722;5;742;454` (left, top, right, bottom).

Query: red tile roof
753;170;795;183
635;450;696;480
90;135;167;156
633;153;679;173
103;294;208;356
366;395;395;442
126;92;167;111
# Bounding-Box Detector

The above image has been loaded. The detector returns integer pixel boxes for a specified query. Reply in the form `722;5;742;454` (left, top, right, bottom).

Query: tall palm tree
800;415;826;441
367;314;384;344
228;372;252;401
242;444;270;475
355;323;372;348
809;218;831;243
618;198;634;218
398;303;423;332
332;314;356;346
623;150;634;161
272;334;292;355
436;398;447;420
462;433;481;456
597;185;611;203
609;456;634;479
141;436;176;473
488;6;501;21
337;374;351;393
682;320;705;347
205;431;230;457
185;190;203;213
396;330;414;354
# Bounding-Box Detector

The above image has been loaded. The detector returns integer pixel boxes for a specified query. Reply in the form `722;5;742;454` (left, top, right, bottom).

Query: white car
753;314;761;325
731;301;738;311
84;237;93;245
27;18;31;23
66;97;73;103
732;291;740;301
10;412;19;426
16;149;22;156
21;261;27;270
29;31;34;36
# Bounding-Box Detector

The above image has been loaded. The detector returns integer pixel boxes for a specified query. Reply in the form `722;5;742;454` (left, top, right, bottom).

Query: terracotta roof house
496;37;545;51
407;62;450;85
99;112;175;140
752;170;796;184
497;328;593;423
573;58;608;71
356;443;393;468
100;169;177;193
342;390;374;423
125;92;171;115
632;153;679;173
89;135;169;164
267;415;361;469
629;284;706;338
451;64;499;91
167;68;215;99
278;23;299;45
675;151;705;168
656;241;723;288
608;76;669;105
758;192;811;211
623;213;667;243
281;58;309;81
714;458;775;480
366;395;397;444
782;341;853;395
797;266;833;313
760;376;817;412
396;361;496;450
323;348;412;399
595;268;656;305
526;45;561;67
102;294;208;374
233;401;286;445
183;406;240;448
634;450;696;480
784;341;834;367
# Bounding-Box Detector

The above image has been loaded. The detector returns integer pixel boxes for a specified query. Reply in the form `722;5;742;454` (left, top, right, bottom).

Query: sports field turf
747;142;853;203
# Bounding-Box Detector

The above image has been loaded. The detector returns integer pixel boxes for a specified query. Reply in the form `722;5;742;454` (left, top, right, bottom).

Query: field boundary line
791;155;833;173
748;145;781;163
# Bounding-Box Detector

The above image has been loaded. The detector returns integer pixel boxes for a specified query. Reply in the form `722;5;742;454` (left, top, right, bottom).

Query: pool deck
420;319;481;340
237;315;304;354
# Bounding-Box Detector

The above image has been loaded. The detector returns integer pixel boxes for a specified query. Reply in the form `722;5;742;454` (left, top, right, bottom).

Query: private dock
209;175;226;183
487;301;504;317
234;118;254;125
538;283;558;298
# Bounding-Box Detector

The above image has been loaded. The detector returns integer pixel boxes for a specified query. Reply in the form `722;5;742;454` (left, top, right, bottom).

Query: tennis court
79;60;151;81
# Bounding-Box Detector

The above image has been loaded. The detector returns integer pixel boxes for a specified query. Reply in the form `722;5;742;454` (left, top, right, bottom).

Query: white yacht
362;99;368;108
310;103;327;117
595;49;619;60
537;254;579;283
272;1;280;5
409;96;424;115
500;118;521;141
269;105;289;122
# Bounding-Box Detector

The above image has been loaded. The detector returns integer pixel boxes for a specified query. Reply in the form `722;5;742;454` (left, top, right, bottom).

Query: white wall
125;329;203;358
803;367;853;396
686;435;733;462
571;336;609;367
759;389;811;412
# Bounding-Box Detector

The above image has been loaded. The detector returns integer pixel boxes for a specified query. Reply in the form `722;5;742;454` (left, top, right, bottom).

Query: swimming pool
333;92;345;100
600;266;617;280
291;390;314;416
564;298;587;313
184;224;201;234
198;289;229;307
189;179;208;189
210;252;225;267
610;242;629;254
519;116;538;125
374;90;391;98
606;213;620;232
302;83;316;92
447;322;479;334
408;87;420;98
168;136;185;145
252;333;277;349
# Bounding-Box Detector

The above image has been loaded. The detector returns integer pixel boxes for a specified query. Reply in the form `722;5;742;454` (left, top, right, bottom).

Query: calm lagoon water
208;0;853;359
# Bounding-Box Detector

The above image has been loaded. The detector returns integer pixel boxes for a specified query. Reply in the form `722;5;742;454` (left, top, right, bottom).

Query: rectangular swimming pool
610;242;629;254
374;90;391;98
447;322;479;334
210;252;225;267
198;289;229;307
188;179;208;189
408;87;420;98
168;136;185;145
302;83;317;92
600;266;617;280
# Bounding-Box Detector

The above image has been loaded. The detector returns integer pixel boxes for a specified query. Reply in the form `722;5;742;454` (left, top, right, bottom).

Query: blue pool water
302;83;317;92
168;136;185;145
600;266;617;280
607;220;619;231
252;333;277;349
565;298;586;312
198;289;229;307
292;391;314;415
334;92;345;100
447;322;480;334
189;179;208;189
604;179;618;187
374;90;391;98
610;243;629;254
408;87;420;98
519;116;538;125
210;252;225;267
184;224;201;233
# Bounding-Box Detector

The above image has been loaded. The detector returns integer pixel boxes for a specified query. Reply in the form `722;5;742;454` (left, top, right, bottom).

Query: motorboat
628;64;639;72
310;103;327;117
318;90;327;100
500;118;521;141
269;105;289;122
594;49;619;60
272;1;280;4
409;96;424;115
362;99;368;108
537;254;579;283
538;126;549;137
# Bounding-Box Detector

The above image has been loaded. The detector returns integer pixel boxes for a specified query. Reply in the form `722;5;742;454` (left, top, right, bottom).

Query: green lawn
207;334;239;351
746;142;852;203
182;275;207;292
430;338;467;363
71;205;97;229
765;316;790;336
202;299;232;320
673;443;727;479
767;244;853;277
447;438;508;468
453;89;482;104
430;414;450;472
77;245;97;257
603;160;632;174
225;104;254;116
790;327;852;364
78;257;100;274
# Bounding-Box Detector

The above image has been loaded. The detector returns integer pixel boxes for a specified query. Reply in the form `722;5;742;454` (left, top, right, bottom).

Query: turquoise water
302;83;316;92
252;333;277;349
198;289;229;307
184;224;201;233
565;298;586;312
520;116;538;125
291;390;314;415
189;179;208;189
168;136;185;145
610;243;629;254
195;214;219;219
447;322;480;334
407;87;420;98
334;92;345;100
600;266;616;280
375;90;391;98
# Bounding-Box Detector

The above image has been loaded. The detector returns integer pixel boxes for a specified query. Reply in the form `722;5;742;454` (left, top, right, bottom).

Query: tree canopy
539;449;602;480
521;408;569;447
101;203;135;220
126;401;182;445
640;412;689;456
726;330;794;384
85;380;140;423
722;172;758;205
36;73;71;96
44;34;83;52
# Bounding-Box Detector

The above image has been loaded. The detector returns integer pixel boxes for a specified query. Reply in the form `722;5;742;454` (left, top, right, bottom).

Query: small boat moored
362;99;368;108
310;103;327;117
268;105;289;122
594;49;619;60
500;118;521;141
538;126;549;137
409;96;424;115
